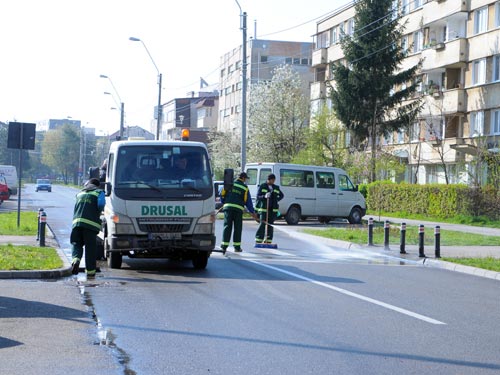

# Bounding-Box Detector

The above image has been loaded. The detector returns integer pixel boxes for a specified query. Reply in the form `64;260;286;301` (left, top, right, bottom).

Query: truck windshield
114;145;212;200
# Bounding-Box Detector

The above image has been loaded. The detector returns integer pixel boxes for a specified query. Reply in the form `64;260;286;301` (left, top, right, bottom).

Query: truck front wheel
192;253;209;269
107;251;123;269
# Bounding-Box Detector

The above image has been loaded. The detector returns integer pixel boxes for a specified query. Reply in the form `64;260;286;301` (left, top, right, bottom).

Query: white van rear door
314;171;338;216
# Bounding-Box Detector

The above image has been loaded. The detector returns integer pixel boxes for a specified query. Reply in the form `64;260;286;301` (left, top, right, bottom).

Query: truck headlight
108;212;135;234
194;213;215;234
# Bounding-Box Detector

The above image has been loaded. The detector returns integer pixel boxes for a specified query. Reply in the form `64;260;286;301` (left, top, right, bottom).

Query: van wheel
348;207;362;224
192;253;209;269
107;252;122;269
285;206;301;225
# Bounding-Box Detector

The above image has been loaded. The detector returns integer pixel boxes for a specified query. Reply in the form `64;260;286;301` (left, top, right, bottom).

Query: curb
0;225;72;280
423;258;500;281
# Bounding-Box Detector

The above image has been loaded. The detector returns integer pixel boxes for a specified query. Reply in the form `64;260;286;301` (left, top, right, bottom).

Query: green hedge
366;181;500;220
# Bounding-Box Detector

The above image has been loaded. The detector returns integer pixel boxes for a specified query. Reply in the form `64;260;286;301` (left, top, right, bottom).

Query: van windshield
114;145;213;200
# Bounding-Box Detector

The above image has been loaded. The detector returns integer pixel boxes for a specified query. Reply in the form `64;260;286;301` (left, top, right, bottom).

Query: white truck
0;165;18;195
97;137;216;270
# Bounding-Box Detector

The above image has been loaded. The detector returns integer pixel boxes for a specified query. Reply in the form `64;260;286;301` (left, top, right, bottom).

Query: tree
247;64;309;163
329;0;422;182
293;104;347;168
207;129;242;179
41;124;80;184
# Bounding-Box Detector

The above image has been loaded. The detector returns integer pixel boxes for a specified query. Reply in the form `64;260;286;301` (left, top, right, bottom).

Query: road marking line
248;260;446;325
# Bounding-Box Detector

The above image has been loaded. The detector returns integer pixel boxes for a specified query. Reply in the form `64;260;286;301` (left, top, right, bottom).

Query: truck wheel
285;206;301;225
348;207;362;224
107;252;122;269
192;253;209;269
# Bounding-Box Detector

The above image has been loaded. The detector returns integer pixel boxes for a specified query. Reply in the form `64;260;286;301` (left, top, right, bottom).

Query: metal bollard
367;217;374;246
37;208;44;241
400;222;407;254
384;220;390;250
39;211;47;247
418;224;425;258
434;226;441;258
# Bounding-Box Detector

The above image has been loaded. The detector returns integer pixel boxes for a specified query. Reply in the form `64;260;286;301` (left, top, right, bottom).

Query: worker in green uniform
255;173;284;244
70;178;105;278
220;172;257;253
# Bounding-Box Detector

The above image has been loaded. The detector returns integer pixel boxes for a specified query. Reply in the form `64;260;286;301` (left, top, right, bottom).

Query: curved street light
129;36;162;140
100;74;125;139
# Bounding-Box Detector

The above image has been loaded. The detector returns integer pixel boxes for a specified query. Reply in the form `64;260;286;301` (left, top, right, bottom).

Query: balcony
310;81;327;100
424;87;466;114
312;48;328;67
422;0;467;25
421;38;467;70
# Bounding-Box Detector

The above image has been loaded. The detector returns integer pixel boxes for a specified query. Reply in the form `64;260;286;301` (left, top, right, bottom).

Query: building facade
218;39;314;133
312;0;500;185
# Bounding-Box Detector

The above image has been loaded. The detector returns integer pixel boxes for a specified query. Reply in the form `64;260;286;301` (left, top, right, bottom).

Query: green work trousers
221;209;243;250
71;226;97;274
255;211;276;242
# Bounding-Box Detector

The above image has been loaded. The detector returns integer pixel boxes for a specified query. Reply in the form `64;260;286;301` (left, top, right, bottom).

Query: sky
0;0;348;136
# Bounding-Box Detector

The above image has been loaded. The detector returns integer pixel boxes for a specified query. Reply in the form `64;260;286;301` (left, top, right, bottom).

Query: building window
228;64;233;74
411;122;420;141
413;31;423;53
317;31;329;49
474;6;488;34
293;58;300;65
491;110;500;134
472;59;486;85
331;26;338;44
496;2;500;27
401;35;408;53
260;55;268;63
493;55;500;82
301;58;309;65
236;82;242;90
470;111;484;137
402;0;409;15
285;57;292;64
220;69;225;78
414;0;423;10
397;129;405;143
347;19;355;36
235;61;241;70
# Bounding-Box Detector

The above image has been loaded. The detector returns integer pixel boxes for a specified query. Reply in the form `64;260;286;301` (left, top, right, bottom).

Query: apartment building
312;0;500;184
219;39;314;133
160;90;219;143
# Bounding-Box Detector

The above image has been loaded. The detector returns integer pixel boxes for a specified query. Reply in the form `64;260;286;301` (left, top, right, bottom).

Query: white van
0;165;18;195
245;162;366;225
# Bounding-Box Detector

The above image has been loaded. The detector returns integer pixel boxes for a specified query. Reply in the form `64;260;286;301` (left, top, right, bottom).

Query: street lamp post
235;0;247;169
129;37;162;140
100;75;125;139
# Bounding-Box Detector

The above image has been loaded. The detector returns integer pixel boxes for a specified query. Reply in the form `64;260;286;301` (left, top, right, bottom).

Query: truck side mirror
223;168;234;192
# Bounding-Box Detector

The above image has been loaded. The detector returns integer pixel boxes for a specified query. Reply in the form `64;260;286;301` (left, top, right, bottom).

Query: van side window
316;171;335;189
339;174;355;191
259;169;272;184
246;168;258;185
280;169;314;187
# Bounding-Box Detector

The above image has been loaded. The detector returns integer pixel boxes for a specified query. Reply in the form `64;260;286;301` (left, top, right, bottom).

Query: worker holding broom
255;174;284;245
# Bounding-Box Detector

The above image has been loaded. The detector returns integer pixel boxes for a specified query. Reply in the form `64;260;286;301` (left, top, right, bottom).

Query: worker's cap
85;178;100;188
267;174;276;180
239;172;249;179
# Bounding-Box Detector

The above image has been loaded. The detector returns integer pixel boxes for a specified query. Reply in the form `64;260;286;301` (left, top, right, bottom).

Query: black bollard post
434;226;441;258
384;220;390;250
418;224;425;258
400;222;407;254
39;211;47;247
37;208;44;241
367;217;374;246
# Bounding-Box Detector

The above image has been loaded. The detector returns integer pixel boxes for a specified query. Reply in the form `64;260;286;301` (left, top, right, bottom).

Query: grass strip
303;225;500;246
0;244;63;270
0;211;38;235
441;257;500;272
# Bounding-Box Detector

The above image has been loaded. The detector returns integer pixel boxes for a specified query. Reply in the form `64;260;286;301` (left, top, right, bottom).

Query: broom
255;196;278;249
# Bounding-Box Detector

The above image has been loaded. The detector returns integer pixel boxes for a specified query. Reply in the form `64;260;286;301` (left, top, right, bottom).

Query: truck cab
100;139;216;269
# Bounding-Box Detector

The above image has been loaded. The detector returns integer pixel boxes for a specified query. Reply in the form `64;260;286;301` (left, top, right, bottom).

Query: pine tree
329;0;422;182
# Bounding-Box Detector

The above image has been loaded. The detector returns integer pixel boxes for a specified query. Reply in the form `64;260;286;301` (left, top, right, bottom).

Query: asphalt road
4;184;500;374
